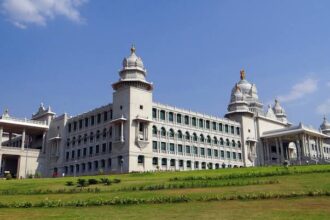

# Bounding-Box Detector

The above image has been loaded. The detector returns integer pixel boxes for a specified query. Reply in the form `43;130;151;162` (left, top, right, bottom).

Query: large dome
273;99;286;115
122;45;145;70
230;69;259;102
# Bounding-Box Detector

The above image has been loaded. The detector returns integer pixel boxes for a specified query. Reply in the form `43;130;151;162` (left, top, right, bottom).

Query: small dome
273;99;286;115
320;116;330;131
266;105;276;119
122;45;144;69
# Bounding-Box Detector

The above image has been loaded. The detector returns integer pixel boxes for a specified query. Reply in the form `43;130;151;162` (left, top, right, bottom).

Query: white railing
0;116;47;126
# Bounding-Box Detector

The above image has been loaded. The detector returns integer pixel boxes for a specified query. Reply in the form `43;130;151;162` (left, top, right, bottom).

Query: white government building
1;46;330;178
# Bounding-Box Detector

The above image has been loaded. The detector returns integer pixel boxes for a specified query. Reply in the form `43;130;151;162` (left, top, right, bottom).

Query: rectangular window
79;120;83;129
201;148;205;156
227;151;231;159
77;149;81;158
177;114;182;123
194;146;198;155
219;123;223;132
97;114;101;124
214;149;219;157
170;143;175;153
231;126;235;134
233;152;237;160
192;117;197;126
184;116;189;125
104;111;108;121
68;123;72;133
199;119;204;128
152;108;157;119
160;110;165;120
109;142;112;153
83;148;87;157
91;116;95;126
102;143;106;153
207;148;212;157
71;150;75;159
236;127;240;135
186;145;191;154
161;142;166;152
221;150;225;158
153;141;158;151
179;160;184;167
212;122;217;130
96;145;99;154
73;121;77;131
169;112;174;122
89;146;93;155
225;125;229;133
186;146;190;154
178;144;183;153
66;152;69;160
206;121;210;129
84;118;89;127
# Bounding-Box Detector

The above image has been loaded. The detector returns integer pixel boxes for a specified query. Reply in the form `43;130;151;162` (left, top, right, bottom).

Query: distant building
1;46;329;178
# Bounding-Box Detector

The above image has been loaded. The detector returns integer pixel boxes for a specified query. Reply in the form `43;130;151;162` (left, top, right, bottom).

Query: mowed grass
0;165;330;219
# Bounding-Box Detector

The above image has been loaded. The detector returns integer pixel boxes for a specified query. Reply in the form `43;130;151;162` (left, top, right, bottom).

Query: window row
138;156;241;169
153;126;241;147
65;142;112;161
152;141;242;160
68;110;113;133
67;128;113;147
64;158;112;174
152;108;240;135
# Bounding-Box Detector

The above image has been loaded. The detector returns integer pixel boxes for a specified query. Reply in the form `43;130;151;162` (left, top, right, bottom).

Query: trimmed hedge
1;190;330;208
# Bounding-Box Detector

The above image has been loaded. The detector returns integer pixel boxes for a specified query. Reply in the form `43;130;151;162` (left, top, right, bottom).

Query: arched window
220;138;224;145
226;139;230;146
177;130;183;139
161;127;166;137
213;137;218;145
185;131;190;140
152;126;158;135
193;133;198;142
232;140;236;147
207;135;211;144
169;129;175;138
200;134;205;142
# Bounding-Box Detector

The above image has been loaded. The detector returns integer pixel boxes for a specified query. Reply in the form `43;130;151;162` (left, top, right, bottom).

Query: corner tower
111;46;153;173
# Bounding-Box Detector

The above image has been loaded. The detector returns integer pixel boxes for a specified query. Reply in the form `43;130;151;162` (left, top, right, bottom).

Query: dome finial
240;69;246;80
130;44;136;54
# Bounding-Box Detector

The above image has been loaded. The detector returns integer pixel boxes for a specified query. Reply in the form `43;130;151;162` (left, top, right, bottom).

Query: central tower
112;46;153;173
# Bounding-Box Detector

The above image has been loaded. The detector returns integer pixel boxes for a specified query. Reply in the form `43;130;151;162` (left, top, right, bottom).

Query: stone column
42;131;46;154
296;138;302;165
120;122;124;142
21;129;26;150
0;126;3;149
279;138;285;163
0;154;2;175
307;135;311;157
265;140;270;164
275;138;280;164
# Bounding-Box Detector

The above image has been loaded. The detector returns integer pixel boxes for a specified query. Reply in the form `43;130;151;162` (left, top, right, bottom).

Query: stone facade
1;46;329;178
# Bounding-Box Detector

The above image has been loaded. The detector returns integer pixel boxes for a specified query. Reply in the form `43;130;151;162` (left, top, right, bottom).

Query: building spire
240;69;246;80
130;44;136;54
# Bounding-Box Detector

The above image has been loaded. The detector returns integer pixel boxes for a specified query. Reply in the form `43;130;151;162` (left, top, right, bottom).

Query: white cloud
278;78;318;103
1;0;88;29
317;99;330;115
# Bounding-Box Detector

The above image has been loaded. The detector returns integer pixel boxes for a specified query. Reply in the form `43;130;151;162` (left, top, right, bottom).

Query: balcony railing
0;115;47;126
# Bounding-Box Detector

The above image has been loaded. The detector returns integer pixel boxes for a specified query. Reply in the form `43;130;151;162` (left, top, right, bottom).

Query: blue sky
1;0;330;128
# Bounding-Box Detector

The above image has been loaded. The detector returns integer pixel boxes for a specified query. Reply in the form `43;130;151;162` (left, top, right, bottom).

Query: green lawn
0;165;330;219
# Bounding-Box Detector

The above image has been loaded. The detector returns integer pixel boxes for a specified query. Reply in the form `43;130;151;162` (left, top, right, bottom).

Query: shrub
34;172;42;178
113;178;121;184
88;178;99;185
5;173;12;180
98;169;104;175
65;181;74;186
100;178;112;185
77;179;88;187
